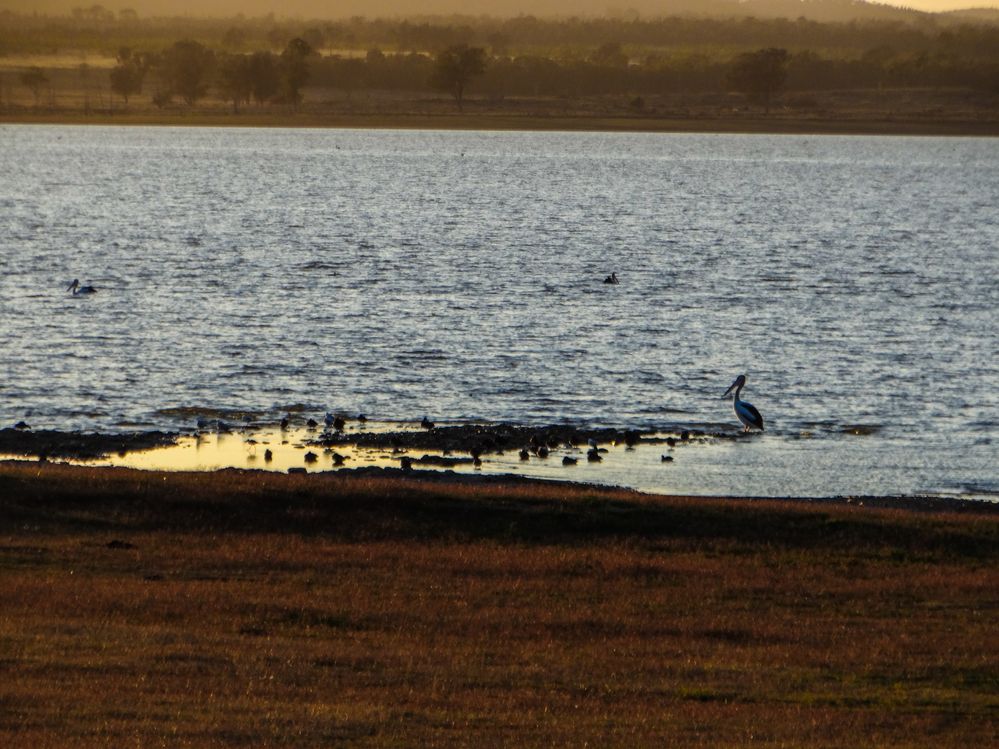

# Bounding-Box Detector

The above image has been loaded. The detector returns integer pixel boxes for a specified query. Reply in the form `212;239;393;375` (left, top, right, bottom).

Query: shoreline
2;422;996;514
4;110;999;137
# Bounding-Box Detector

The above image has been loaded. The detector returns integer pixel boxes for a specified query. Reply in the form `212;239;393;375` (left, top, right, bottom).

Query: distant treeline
327;46;999;98
2;9;999;62
4;10;999;109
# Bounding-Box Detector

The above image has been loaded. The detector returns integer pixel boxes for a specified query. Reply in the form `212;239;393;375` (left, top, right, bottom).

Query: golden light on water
0;423;714;494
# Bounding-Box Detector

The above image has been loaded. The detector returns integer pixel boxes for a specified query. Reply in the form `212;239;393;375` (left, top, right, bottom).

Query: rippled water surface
1;125;997;498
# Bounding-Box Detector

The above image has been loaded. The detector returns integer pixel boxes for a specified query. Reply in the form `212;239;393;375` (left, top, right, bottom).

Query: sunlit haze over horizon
2;0;999;16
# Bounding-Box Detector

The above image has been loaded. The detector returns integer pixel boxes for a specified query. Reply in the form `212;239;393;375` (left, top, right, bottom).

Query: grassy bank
1;462;996;746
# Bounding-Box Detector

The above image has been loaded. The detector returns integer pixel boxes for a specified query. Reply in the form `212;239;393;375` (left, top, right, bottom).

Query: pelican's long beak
722;380;738;399
66;280;76;291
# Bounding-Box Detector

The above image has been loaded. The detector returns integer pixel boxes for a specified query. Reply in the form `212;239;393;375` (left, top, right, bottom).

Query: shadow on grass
1;462;996;561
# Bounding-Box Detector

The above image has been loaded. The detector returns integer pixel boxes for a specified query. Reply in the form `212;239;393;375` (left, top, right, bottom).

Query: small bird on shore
722;374;765;432
421;416;435;430
562;456;578;466
67;279;97;295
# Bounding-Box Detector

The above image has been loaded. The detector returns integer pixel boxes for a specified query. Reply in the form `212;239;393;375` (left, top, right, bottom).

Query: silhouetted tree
431;44;487;111
20;67;48;106
109;47;147;105
728;47;789;113
160;39;214;106
218;54;253;113
248;51;280;105
281;37;313;107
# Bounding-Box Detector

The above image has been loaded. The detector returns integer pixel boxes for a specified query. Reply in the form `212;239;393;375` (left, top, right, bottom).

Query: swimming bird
603;272;619;285
67;279;97;295
722;374;765;432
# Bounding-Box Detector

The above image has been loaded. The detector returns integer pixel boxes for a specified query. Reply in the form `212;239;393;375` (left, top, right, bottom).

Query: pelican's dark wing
739;401;764;431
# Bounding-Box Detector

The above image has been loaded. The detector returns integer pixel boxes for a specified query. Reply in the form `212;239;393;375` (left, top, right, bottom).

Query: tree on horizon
160;39;215;106
431;44;487;111
728;47;789;113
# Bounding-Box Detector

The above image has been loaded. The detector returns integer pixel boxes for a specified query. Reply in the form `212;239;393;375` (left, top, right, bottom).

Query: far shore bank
4;109;999;136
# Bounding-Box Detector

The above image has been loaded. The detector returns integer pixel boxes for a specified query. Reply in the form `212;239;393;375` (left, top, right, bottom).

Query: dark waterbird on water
67;279;97;295
603;272;619;285
722;374;765;432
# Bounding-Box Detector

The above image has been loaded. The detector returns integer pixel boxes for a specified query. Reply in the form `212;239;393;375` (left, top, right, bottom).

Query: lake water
1;124;997;499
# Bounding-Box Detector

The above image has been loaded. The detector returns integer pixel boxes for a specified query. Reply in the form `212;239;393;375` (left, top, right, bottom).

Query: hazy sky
892;1;999;8
3;0;998;14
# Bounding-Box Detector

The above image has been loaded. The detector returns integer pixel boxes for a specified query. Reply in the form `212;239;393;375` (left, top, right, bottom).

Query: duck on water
723;374;764;432
67;279;97;295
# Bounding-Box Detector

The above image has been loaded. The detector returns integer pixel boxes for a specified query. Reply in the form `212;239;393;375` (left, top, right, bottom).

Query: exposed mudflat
2;422;996;514
0;427;177;460
309;423;698;454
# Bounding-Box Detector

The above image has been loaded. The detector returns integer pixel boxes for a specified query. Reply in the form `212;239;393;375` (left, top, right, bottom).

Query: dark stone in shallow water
414;454;475;467
0;428;177;460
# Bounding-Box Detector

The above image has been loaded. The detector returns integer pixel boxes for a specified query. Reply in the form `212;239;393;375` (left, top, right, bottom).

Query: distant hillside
944;7;999;23
0;0;989;24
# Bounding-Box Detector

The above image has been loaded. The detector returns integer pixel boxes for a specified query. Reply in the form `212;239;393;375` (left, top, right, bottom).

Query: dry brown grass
0;462;996;747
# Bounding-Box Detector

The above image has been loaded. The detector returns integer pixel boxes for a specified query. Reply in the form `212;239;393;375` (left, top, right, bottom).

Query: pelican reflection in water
722;374;764;432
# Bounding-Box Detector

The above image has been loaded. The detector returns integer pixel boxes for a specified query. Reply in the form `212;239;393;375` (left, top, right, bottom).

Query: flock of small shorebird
67;273;765;465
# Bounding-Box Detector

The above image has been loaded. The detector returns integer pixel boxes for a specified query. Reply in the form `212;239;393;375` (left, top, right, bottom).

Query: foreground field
0;462;996;746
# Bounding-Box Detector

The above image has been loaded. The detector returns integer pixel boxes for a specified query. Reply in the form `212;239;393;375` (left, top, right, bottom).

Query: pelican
67;279;97;295
722;374;764;432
